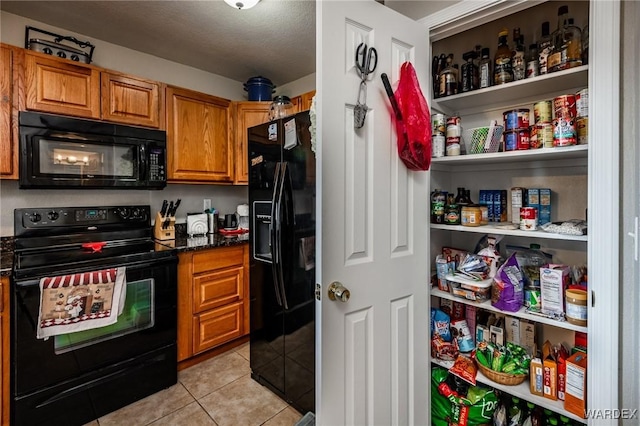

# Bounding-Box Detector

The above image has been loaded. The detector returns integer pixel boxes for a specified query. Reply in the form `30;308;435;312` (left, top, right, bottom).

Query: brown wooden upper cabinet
101;71;163;128
1;44;17;179
233;101;271;184
291;89;316;113
23;50;163;128
24;50;101;119
166;86;233;183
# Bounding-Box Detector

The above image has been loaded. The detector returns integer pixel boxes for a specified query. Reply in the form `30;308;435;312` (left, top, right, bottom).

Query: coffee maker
237;204;249;230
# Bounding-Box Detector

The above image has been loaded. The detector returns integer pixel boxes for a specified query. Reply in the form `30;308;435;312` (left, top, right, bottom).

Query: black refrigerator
248;111;316;415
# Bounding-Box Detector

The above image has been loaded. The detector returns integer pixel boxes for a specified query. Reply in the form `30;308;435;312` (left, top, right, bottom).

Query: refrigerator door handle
275;162;290;310
277;162;296;310
270;162;283;307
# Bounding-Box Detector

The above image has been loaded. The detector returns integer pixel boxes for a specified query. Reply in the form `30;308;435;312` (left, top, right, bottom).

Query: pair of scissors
355;42;378;79
354;43;378;129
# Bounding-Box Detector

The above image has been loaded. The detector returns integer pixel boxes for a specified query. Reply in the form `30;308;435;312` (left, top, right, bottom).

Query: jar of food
565;289;587;326
461;205;482;227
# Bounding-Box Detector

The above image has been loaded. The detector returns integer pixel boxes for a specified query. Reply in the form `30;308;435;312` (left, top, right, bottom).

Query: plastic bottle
508;397;523;426
494;29;513;84
479;47;492;88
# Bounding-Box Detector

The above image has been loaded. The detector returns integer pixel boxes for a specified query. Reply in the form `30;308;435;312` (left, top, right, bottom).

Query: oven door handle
270;162;283;307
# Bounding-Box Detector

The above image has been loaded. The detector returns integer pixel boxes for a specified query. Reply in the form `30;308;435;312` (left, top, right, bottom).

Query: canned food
576;88;588;118
576;117;588;144
432;135;445;157
503;109;530;131
536;122;554;148
533;100;553;123
529;125;540;149
446;116;462;138
520;207;538;231
432;113;446;135
553;116;577;146
446;136;461;156
504;129;530;151
524;286;541;310
553;94;577;119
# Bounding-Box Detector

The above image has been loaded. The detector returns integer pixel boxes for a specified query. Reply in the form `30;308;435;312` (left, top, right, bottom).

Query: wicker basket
476;361;527;386
463;125;504;154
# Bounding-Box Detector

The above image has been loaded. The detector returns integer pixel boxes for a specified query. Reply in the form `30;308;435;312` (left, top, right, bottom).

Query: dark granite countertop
154;223;248;253
1;237;14;277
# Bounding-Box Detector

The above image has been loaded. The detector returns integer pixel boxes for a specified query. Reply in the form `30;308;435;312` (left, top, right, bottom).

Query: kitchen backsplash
0;180;247;236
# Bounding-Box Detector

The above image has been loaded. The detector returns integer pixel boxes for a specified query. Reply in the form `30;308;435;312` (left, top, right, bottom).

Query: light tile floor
84;343;304;426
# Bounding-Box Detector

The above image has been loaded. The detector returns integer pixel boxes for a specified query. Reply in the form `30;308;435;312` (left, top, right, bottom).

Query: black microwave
19;111;167;189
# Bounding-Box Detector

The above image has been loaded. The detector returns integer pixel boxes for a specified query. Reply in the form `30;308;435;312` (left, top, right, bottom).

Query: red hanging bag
381;62;432;171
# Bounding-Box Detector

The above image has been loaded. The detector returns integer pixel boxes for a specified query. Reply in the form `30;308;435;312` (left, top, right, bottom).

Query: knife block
154;212;175;240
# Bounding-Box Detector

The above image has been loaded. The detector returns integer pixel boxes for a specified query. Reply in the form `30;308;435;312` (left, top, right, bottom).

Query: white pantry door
316;1;430;425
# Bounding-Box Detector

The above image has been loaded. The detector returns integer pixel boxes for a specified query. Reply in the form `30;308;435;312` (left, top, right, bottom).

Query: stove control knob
117;208;130;219
47;211;60;221
29;213;42;223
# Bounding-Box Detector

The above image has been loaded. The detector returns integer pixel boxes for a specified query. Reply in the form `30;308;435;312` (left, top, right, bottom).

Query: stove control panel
15;205;151;233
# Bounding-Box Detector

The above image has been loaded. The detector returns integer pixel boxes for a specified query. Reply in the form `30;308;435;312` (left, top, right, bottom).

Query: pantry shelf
430;358;587;424
430;144;588;167
430;223;588;242
431;65;589;116
430;288;588;333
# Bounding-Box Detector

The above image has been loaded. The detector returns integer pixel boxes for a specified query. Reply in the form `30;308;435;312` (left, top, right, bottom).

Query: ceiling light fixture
224;0;260;10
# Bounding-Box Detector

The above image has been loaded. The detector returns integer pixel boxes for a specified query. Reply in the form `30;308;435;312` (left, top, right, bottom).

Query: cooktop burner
13;205;175;279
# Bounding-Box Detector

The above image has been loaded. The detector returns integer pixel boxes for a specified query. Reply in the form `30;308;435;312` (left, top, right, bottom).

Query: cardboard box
539;188;552;225
493;190;507;222
542;341;557;400
476;325;490;344
520;320;536;356
565;352;588;418
511;187;527;224
465;305;477;346
505;316;520;345
489;324;504;346
540;265;571;315
527;188;540;216
530;357;544;396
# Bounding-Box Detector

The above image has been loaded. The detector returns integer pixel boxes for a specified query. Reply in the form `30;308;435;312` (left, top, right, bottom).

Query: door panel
317;1;429;425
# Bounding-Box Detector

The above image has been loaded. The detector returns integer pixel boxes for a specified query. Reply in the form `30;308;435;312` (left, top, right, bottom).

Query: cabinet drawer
192;301;243;354
192;245;244;274
25;52;100;119
193;266;243;314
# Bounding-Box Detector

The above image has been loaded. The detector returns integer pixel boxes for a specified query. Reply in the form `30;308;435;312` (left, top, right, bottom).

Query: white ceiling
0;0;455;85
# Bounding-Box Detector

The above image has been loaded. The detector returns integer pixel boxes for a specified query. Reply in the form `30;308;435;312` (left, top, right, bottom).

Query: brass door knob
328;281;350;302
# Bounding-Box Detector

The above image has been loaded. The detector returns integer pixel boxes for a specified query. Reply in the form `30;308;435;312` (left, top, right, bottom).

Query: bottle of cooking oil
494;29;513;85
548;5;582;73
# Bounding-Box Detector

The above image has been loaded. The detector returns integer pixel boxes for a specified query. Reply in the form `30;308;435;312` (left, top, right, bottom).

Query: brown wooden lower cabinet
177;244;249;362
1;276;9;425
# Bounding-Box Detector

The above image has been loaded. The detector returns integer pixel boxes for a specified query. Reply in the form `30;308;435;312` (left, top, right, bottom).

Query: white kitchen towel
36;267;126;339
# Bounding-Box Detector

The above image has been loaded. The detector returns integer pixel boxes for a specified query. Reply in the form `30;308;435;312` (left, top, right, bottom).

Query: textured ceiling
1;0;317;86
1;0;456;85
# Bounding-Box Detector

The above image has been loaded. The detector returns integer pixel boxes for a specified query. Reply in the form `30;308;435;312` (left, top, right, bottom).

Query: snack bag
491;253;524;312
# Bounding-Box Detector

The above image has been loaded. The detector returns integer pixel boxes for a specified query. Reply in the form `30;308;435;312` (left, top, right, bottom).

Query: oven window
53;278;155;354
38;138;135;177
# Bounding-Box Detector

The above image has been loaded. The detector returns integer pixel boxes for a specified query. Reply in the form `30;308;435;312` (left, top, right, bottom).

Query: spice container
461;205;482;227
565;288;587;326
